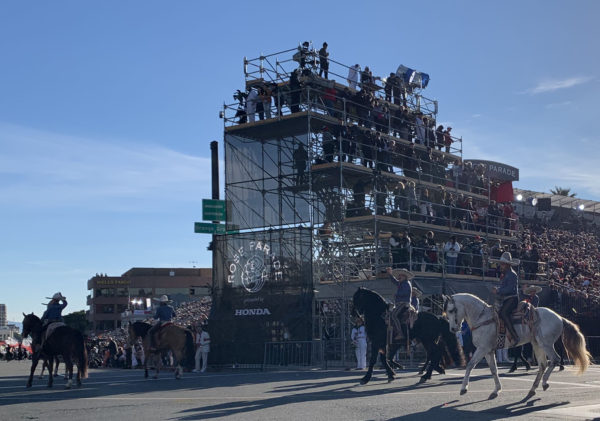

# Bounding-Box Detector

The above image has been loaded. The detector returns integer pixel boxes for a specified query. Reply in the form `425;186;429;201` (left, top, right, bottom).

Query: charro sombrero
412;288;423;298
489;252;520;266
152;295;171;303
392;268;415;280
44;292;66;300
524;285;542;294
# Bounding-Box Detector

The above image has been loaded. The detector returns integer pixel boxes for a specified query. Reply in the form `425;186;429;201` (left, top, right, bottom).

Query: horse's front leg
419;345;437;383
360;343;378;385
486;351;502;399
381;350;396;383
27;353;41;388
460;346;487;395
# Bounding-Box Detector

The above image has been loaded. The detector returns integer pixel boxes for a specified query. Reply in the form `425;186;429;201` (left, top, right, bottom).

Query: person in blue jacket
148;295;176;351
491;252;520;344
41;292;68;325
387;267;414;339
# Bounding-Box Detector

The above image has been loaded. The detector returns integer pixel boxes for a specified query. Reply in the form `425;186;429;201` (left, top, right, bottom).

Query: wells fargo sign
95;278;131;286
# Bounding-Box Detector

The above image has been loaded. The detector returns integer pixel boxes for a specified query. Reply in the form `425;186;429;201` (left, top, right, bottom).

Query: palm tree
550;186;577;197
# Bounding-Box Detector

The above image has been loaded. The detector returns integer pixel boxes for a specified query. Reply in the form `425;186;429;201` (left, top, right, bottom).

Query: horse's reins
466;304;495;333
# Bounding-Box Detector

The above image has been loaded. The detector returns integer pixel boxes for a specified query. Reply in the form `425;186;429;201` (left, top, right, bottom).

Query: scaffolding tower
209;44;520;367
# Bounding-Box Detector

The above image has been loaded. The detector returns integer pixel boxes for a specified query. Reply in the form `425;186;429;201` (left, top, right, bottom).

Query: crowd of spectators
0;344;29;361
232;43;500;197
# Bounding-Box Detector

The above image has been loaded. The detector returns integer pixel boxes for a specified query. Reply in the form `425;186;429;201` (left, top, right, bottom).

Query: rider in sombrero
490;252;520;344
523;285;541;308
148;295;176;351
387;267;415;339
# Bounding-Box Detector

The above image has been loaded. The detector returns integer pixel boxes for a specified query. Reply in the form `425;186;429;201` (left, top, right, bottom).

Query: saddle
41;322;65;347
495;301;538;348
387;303;417;341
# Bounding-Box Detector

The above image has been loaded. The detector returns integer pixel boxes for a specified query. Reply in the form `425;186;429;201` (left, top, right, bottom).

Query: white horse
444;293;591;400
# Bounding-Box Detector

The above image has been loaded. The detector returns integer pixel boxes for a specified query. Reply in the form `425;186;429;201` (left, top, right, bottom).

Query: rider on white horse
491;252;520;344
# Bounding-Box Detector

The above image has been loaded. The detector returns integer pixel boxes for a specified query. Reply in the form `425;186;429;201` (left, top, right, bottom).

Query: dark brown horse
127;321;194;379
21;313;88;388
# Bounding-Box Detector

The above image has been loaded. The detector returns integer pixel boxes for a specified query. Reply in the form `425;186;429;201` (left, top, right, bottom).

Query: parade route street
2;360;600;420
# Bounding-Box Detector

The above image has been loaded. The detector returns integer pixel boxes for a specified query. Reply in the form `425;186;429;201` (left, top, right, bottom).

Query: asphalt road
2;360;600;420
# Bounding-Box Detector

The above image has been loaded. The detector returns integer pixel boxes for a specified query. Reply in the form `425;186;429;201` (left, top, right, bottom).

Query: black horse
353;287;464;385
388;311;464;383
21;313;88;388
352;287;396;384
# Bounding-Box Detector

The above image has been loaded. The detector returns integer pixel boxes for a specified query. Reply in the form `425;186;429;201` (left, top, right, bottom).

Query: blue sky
1;1;599;322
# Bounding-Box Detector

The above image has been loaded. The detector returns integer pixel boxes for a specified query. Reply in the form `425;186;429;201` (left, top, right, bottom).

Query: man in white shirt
350;317;367;369
444;236;461;274
245;88;259;123
347;64;360;90
193;323;211;373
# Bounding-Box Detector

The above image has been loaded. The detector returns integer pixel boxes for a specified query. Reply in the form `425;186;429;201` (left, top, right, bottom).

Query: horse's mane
130;321;152;338
353;287;389;315
24;313;41;323
453;293;491;308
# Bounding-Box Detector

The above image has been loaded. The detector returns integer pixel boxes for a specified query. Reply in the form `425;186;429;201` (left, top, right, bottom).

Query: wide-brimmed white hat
153;295;171;303
412;288;423;298
392;268;415;280
524;285;542;294
45;292;66;301
490;252;520;266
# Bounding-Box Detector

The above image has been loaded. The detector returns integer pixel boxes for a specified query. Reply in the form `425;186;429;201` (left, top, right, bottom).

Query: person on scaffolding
387;267;414;340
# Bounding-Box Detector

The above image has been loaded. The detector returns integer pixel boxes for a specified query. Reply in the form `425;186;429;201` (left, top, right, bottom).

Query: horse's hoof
488;392;498;400
508;367;516;373
559;366;565;371
360;378;368;385
525;391;536;400
419;376;427;384
460;389;467;395
543;384;549;391
387;376;395;384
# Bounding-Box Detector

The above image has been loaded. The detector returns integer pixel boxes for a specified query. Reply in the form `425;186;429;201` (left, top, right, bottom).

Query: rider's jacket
390;275;412;304
154;305;176;322
498;268;519;297
41;301;67;324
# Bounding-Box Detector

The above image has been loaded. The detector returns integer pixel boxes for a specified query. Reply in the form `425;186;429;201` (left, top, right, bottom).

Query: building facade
87;267;211;331
0;304;6;327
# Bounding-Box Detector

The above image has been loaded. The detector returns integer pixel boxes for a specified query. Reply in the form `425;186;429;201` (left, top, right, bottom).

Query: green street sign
194;222;226;235
202;199;226;221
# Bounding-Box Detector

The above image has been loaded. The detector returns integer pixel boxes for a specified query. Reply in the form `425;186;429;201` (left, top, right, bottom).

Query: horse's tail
75;331;89;379
562;317;591;375
184;330;195;370
439;318;465;368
